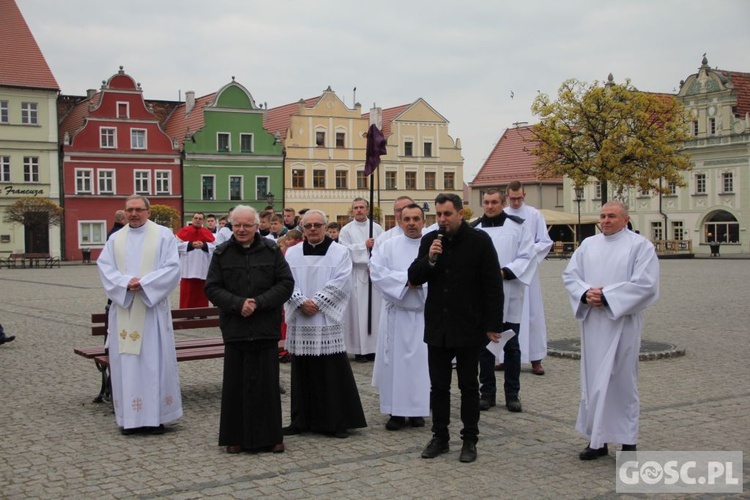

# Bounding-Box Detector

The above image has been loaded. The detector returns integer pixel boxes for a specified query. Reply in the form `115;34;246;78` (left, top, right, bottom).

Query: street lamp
574;186;584;247
265;191;275;208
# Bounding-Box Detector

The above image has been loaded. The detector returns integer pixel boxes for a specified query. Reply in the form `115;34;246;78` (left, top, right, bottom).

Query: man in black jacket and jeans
408;193;504;463
205;205;294;454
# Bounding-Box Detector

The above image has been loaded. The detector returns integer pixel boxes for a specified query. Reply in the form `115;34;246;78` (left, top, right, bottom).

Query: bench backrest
91;306;221;336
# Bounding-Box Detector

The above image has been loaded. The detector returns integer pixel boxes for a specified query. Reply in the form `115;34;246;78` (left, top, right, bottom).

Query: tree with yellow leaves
531;75;692;203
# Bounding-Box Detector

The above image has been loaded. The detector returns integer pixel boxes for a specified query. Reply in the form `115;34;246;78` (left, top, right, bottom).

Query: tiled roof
363;104;410;138
724;70;750;118
163;93;216;148
0;0;59;90
58;92;102;143
471;125;562;187
263;97;320;140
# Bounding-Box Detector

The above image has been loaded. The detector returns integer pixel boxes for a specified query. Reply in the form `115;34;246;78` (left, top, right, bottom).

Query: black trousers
427;344;483;444
479;322;521;399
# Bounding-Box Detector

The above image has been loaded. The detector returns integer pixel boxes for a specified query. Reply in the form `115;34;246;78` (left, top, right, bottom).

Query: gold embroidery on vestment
120;329;127;340
129;331;141;342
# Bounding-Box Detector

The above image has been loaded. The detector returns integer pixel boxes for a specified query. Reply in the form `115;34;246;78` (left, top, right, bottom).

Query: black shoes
385;416;407;431
621;444;637;452
409;417;425;427
459;441;477;463
282;425;302;436
506;397;522;413
479;394;496;411
0;335;15;345
120;424;164;436
421;437;450;459
580;443;609;460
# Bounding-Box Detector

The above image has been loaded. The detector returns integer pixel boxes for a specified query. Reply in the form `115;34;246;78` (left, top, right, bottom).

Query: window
256;176;269;201
79;221;107;247
356;170;368;189
405;171;417;189
384;215;396;230
385;171;397;190
424;171;436;190
130;129;147;149
75;169;93;194
1;156;10;182
21;102;38;124
556;187;564;207
692;120;699;136
292;169;305;189
201;175;215;200
708;117;716;135
217;133;230;152
722;172;733;193
404;141;413;157
23;157;39;182
229;176;242;201
336;132;345;148
336;170;348;189
594;182;602;199
134;170;150;194
444;172;455;190
313;169;326;188
155;171;171;195
668;182;677;196
672;221;684;241
316;131;325;147
117;102;129;118
705;211;739;243
0;101;8;123
695;173;706;194
240;134;253;153
651;221;663;241
100;128;116;148
424;142;432;157
98;170;114;194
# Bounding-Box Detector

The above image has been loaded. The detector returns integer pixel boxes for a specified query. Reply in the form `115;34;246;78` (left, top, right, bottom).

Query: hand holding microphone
429;230;445;264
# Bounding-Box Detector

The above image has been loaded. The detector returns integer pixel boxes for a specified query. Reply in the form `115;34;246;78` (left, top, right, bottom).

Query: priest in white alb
370;203;430;430
338;197;383;361
562;201;659;460
97;195;183;435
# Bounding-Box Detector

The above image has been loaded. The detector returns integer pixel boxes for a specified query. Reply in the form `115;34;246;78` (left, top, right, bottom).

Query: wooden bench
74;306;224;402
3;253;60;268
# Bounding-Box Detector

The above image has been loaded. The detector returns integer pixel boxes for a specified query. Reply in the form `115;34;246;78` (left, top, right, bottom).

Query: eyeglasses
302;223;325;230
125;208;148;213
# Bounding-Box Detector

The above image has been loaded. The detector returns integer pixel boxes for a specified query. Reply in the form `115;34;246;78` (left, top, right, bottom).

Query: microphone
433;230;445;263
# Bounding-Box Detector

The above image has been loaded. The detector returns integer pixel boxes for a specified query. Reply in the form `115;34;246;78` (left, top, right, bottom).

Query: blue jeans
479;322;520;400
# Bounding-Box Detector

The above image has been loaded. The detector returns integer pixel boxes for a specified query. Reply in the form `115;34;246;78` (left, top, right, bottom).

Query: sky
15;0;750;183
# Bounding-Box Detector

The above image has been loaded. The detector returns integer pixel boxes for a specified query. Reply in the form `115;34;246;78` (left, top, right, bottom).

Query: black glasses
302;223;325;230
125;208;148;213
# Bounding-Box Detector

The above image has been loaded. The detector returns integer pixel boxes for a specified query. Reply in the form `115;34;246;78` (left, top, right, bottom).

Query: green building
165;78;283;224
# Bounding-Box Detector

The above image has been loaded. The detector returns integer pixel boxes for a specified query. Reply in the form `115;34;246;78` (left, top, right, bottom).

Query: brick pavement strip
1;260;750;498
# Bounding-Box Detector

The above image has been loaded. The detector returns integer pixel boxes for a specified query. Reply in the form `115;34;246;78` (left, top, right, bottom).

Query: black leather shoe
459;441;477;463
409;417;425;427
479;394;496;411
421;437;449;459
282;425;302;436
506;398;522;412
146;424;165;435
121;427;140;436
579;443;608;460
621;444;637;452
0;335;15;345
385;416;407;431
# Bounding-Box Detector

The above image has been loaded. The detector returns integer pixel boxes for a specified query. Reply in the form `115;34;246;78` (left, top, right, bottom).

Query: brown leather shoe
269;443;285;453
531;361;545;375
495;363;504;371
226;445;243;454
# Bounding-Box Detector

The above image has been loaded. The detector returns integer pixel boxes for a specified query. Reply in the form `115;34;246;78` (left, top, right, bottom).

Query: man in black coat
408;193;504;463
205;205;294;454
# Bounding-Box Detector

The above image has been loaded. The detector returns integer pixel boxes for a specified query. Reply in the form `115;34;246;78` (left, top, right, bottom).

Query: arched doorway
703;210;739;244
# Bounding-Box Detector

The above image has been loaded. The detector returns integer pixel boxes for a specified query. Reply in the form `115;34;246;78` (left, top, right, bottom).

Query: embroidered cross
120;329;127;340
129;331;141;342
131;397;143;412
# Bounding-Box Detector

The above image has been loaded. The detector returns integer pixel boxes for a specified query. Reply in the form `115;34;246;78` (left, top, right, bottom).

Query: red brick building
58;67;180;261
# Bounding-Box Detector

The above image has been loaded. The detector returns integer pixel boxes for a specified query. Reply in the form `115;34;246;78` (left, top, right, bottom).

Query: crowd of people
90;184;659;463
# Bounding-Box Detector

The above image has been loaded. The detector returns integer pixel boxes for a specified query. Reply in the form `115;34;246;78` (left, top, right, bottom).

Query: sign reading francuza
2;186;45;197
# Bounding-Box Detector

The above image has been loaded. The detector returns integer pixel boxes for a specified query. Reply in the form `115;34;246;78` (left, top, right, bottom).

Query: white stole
115;220;159;355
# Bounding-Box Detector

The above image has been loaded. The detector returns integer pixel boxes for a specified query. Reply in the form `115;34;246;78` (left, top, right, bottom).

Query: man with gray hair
97;195;182;435
283;210;367;438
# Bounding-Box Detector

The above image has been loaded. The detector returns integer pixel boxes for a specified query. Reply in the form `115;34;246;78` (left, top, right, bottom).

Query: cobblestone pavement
1;259;748;498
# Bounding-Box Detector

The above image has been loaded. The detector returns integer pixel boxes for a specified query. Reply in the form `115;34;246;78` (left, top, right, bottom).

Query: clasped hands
585;286;605;307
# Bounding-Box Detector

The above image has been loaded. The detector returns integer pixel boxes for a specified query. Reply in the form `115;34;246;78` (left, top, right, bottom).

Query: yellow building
264;88;463;228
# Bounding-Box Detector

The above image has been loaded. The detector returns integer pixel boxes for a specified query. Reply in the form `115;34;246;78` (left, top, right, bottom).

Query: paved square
1;258;748;498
